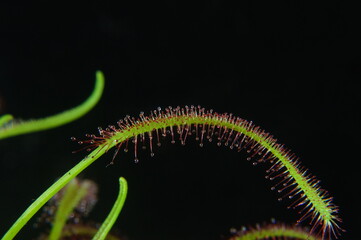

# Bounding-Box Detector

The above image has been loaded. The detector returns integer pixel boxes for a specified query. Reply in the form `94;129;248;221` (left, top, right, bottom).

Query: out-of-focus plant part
48;179;95;240
35;177;124;240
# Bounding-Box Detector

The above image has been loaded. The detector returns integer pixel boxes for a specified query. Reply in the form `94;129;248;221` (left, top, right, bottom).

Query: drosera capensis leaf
229;222;322;240
92;177;128;240
0;71;104;140
1;105;342;240
75;105;342;239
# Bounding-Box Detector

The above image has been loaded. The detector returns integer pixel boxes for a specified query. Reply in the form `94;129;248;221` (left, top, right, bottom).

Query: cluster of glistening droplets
73;106;277;164
72;105;341;239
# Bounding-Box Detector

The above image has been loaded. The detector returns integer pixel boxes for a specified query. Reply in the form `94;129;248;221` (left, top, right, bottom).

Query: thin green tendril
0;71;104;140
92;177;128;240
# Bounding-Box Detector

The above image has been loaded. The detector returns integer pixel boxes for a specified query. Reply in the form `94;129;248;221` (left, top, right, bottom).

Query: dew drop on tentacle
218;126;227;142
200;125;206;146
225;129;234;146
133;135;139;161
209;123;215;140
155;129;161;147
182;124;189;144
178;124;185;143
110;142;123;165
195;124;199;140
162;127;167;137
187;124;192;136
148;131;154;156
237;134;247;151
124;139;129;153
229;132;240;150
169;126;175;143
141;132;146;145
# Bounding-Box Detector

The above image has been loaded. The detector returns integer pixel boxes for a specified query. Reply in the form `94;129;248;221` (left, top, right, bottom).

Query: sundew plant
1;71;342;240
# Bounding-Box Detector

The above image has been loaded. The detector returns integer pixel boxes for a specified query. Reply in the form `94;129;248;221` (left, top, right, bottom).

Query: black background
0;1;359;240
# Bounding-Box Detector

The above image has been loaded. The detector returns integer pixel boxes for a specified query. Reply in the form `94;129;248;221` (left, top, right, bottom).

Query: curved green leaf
92;177;128;240
0;71;104;140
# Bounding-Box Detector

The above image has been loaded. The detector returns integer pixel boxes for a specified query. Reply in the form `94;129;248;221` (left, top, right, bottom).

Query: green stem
49;179;90;240
92;177;128;240
1;146;106;240
0;71;104;140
